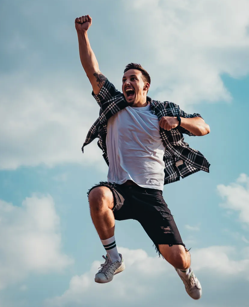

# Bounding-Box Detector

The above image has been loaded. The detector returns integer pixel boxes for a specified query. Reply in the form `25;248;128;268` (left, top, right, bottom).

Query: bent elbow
208;127;211;134
201;124;210;136
196;124;210;136
205;124;210;135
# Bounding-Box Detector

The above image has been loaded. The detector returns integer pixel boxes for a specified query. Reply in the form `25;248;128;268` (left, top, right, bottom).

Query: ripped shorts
88;182;185;256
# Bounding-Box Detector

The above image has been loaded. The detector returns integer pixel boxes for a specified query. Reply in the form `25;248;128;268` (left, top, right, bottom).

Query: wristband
177;114;181;127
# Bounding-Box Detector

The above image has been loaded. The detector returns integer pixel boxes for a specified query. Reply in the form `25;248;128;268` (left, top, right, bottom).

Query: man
75;15;210;300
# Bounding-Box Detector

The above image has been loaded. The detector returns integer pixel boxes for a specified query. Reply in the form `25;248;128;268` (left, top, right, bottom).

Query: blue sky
0;0;249;306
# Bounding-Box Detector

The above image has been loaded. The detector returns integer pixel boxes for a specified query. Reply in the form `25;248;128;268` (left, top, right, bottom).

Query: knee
173;250;190;270
164;246;190;270
88;186;114;212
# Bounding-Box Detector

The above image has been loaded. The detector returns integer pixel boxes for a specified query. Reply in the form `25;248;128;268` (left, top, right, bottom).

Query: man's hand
159;116;179;131
75;15;92;33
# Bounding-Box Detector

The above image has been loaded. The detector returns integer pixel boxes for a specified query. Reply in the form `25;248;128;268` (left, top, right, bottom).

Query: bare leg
88;186;115;240
159;244;202;299
88;186;125;284
158;244;191;269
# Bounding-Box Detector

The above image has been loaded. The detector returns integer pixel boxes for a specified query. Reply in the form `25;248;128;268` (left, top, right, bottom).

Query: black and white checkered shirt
82;79;210;184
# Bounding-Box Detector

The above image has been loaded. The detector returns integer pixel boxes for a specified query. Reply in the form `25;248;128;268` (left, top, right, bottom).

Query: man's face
122;69;149;106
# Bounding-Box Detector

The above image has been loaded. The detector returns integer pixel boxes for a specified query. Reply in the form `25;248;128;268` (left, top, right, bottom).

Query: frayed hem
87;181;116;197
154;242;187;258
154;243;162;257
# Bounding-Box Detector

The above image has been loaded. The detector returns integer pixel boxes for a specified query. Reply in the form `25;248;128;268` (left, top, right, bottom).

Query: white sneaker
176;268;202;300
95;254;125;283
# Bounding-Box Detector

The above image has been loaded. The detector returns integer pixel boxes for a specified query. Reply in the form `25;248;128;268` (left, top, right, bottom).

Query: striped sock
101;236;120;263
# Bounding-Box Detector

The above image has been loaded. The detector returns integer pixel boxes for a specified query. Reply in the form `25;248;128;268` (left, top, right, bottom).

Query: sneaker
95;254;125;283
176;268;202;300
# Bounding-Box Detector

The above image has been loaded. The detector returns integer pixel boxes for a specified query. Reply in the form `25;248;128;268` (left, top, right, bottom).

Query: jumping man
75;15;210;300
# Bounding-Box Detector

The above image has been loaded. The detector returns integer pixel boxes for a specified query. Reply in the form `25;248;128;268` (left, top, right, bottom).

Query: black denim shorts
88;181;185;255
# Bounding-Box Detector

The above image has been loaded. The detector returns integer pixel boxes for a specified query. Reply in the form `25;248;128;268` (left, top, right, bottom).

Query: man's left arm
159;108;210;136
179;116;210;136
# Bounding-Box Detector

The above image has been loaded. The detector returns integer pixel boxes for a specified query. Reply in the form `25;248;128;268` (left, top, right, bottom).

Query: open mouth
125;89;135;99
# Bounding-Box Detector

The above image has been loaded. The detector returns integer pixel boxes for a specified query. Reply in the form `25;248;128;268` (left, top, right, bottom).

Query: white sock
101;236;121;263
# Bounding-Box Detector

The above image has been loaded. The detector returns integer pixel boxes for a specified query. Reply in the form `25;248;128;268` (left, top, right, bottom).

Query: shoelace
97;256;116;277
187;272;197;289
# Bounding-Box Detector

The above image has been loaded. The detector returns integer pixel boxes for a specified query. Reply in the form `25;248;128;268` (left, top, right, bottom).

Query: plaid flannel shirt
82;79;210;185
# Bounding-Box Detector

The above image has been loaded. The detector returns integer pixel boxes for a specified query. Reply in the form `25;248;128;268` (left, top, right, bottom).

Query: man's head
122;63;151;107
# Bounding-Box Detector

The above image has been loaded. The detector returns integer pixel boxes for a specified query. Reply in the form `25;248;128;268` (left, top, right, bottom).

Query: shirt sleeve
91;79;123;109
168;102;203;136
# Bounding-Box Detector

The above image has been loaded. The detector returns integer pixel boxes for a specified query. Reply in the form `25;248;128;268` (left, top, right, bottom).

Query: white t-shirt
106;103;165;190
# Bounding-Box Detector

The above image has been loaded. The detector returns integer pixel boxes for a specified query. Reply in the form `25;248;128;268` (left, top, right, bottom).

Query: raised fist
75;15;92;32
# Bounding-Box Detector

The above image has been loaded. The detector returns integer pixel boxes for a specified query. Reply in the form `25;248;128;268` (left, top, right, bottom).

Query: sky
0;0;249;306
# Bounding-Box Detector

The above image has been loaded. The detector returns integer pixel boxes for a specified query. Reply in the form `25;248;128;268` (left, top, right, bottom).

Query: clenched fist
159;116;180;131
75;15;92;32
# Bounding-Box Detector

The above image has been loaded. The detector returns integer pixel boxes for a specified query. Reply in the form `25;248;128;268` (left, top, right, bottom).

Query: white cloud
217;173;249;224
44;245;249;307
0;72;105;170
44;247;170;307
119;0;249;106
185;224;200;231
1;0;249;169
193;245;249;276
0;195;73;289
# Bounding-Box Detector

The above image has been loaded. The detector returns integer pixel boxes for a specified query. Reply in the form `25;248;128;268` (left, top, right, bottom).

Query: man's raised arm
75;15;106;95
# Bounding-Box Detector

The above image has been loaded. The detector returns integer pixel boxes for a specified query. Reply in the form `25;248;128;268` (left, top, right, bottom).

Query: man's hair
124;63;151;85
